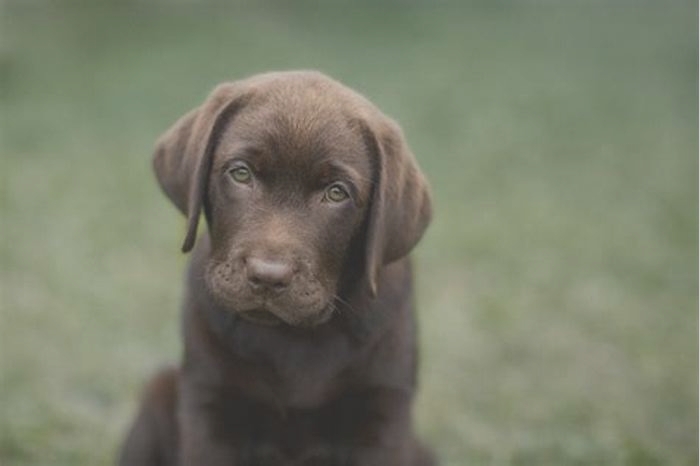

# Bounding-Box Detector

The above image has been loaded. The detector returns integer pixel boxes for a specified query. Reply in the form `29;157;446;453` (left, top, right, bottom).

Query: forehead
215;97;372;186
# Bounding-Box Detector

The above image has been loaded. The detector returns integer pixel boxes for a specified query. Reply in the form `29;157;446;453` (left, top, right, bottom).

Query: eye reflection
229;166;252;184
324;183;349;203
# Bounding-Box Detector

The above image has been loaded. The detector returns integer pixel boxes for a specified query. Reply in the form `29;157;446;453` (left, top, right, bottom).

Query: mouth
239;309;284;326
237;305;334;328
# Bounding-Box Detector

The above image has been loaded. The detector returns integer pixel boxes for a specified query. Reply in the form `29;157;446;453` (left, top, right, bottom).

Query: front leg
178;406;239;466
178;381;287;466
179;413;287;466
178;376;244;466
178;383;433;466
318;387;425;466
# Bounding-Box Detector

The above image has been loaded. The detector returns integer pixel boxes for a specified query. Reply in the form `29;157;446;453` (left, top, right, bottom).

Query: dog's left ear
361;116;432;296
153;84;251;253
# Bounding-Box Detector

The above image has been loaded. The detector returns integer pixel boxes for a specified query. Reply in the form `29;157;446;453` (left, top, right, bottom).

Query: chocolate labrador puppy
119;71;433;466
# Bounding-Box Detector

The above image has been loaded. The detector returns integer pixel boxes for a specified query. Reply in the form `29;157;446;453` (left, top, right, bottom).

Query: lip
239;309;284;326
238;306;334;328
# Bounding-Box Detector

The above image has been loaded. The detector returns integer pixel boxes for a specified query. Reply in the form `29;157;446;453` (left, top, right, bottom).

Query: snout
206;249;334;327
245;256;295;294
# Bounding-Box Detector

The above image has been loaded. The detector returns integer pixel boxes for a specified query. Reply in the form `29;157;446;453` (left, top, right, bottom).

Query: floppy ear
153;84;250;253
361;117;432;296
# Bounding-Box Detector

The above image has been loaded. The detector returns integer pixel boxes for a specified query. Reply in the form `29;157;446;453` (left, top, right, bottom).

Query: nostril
246;257;294;292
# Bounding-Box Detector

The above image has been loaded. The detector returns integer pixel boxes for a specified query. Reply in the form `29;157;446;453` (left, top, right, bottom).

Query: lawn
1;1;697;465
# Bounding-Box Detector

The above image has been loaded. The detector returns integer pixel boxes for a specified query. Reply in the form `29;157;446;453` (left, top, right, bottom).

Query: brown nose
246;257;294;293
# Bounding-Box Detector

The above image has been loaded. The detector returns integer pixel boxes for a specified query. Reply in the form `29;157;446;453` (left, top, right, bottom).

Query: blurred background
1;1;697;465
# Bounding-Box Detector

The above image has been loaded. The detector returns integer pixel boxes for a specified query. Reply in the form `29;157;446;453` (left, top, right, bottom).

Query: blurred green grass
1;2;697;465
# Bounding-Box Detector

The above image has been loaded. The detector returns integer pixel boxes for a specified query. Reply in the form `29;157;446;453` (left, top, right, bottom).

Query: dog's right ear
153;84;250;253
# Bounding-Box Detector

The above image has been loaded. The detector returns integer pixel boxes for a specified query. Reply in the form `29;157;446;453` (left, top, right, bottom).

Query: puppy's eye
228;166;252;184
324;183;349;203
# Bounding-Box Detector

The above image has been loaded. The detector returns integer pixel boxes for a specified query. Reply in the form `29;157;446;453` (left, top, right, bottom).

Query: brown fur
119;71;434;466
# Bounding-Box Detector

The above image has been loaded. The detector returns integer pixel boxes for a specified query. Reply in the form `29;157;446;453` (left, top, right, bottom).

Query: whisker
331;294;358;316
247;204;275;215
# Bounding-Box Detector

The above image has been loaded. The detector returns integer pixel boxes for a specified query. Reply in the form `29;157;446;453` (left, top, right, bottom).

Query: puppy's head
153;71;431;327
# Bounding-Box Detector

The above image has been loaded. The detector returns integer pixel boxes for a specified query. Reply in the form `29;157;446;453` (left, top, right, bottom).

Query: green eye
325;183;349;203
229;166;252;183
